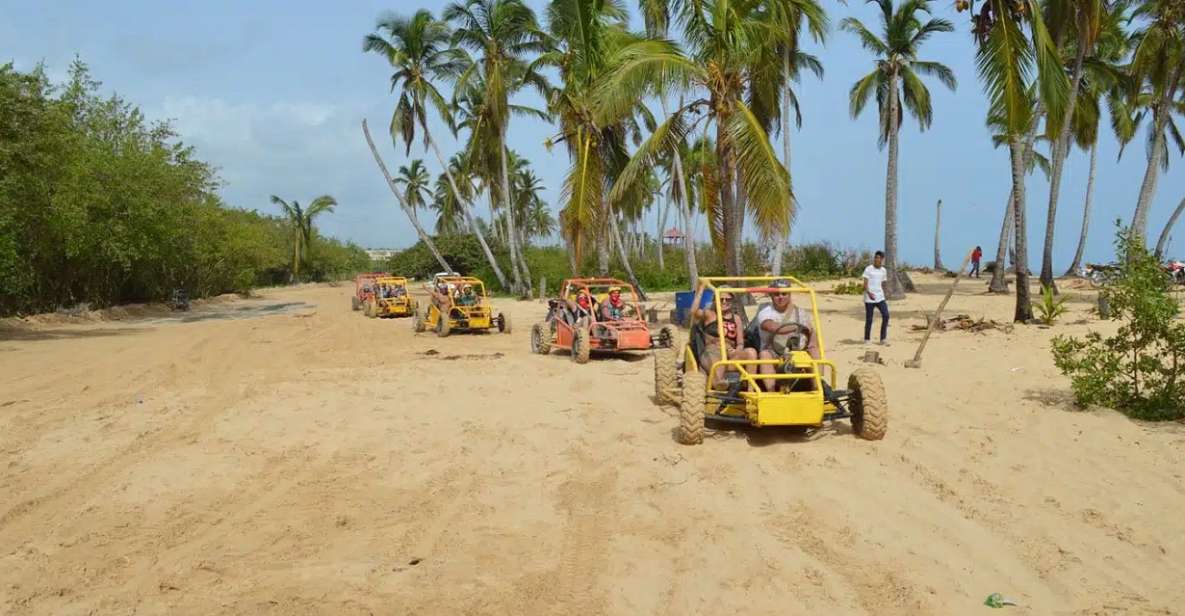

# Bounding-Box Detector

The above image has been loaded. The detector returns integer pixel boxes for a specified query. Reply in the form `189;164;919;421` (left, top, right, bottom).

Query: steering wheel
620;303;640;319
772;322;811;351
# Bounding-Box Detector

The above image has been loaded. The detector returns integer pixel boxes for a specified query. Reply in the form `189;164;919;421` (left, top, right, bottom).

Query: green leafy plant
1051;226;1185;421
831;280;865;295
1033;284;1067;324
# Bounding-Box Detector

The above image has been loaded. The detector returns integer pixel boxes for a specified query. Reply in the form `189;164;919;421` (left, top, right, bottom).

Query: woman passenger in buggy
692;293;758;387
565;287;596;326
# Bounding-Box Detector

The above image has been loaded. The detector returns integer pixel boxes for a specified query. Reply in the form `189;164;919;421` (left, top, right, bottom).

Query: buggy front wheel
848;368;888;440
413;310;425;333
570;327;591;364
499;312;512;334
531;322;550;354
677;369;706;445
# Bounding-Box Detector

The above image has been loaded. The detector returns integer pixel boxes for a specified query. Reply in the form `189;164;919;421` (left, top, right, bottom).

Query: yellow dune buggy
364;276;417;318
413;276;511;337
654;276;887;445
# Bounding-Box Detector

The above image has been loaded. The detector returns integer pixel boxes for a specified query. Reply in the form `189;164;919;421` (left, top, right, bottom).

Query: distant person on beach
971;245;983;278
863;251;890;346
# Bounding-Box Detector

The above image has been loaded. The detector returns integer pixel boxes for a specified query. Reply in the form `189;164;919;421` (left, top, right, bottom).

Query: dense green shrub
1051;228;1185;421
0;61;366;315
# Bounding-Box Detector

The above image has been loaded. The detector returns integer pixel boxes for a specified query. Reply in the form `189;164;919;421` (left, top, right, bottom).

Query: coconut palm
842;0;957;300
431;154;472;235
395;159;431;223
1038;0;1106;290
362;8;509;289
960;0;1070;321
445;0;550;295
750;0;828;275
1128;0;1185;241
598;0;801;276
1065;2;1138;274
270;194;337;282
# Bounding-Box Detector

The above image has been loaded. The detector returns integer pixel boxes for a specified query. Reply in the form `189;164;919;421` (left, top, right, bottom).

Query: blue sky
6;0;1184;268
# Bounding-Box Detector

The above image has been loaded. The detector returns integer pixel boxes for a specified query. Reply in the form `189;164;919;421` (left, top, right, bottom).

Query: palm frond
728;102;793;240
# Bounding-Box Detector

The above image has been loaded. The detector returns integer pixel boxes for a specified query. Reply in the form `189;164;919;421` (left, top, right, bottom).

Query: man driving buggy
455;284;478;306
598;286;631;321
756;278;820;391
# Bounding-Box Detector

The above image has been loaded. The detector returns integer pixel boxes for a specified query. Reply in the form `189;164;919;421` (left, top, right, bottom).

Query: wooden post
905;248;975;369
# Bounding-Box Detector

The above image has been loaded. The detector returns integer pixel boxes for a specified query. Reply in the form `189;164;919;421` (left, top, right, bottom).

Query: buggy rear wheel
848;368;888;440
677;368;706;445
570;327;591;364
531;322;551;354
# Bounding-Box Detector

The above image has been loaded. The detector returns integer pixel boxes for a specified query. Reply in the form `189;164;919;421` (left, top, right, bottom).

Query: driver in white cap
756;279;819;391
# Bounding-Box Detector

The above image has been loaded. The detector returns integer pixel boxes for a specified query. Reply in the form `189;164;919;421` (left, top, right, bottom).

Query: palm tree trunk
656;196;669;271
1155;197;1185;259
608;210;648;301
1133;66;1182;241
772;47;794;276
733;167;747;275
596;220;610;275
1009;137;1034;322
1041;39;1089;290
1065;142;1098;275
361;119;452;273
934;199;944;271
427;133;509;290
663;96;698;287
497;132;528;295
517;225;533;284
718;119;739;276
884;72;904;300
989;194;1014;293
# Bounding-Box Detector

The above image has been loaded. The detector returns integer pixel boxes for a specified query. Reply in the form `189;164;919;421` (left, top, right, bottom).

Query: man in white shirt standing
863;251;890;345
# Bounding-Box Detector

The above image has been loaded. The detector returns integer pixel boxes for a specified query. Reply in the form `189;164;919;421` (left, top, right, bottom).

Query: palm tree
445;0;550;295
842;0;956;300
270;194;337;282
1128;0;1185;241
361;119;453;274
754;0;827;275
1066;2;1137;274
598;0;798;276
362;9;509;289
395;159;431;223
1038;0;1105;290
431;154;472;235
960;0;1070;321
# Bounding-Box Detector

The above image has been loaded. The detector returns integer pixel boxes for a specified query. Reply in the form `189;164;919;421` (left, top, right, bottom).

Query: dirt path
2;278;1183;614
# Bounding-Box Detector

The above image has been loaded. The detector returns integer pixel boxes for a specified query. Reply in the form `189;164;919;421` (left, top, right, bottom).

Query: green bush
1051;227;1185;421
1033;285;1067;325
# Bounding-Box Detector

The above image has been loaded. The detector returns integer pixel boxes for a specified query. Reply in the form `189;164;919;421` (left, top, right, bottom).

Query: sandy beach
2;274;1184;615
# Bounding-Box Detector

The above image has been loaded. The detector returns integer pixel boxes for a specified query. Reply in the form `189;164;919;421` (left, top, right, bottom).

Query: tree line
0;60;370;316
363;0;1185;322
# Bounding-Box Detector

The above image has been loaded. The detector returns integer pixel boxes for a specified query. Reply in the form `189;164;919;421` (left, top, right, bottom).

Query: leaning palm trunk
989;194;1014;293
656;197;669;271
771;47;794;276
427;134;509;290
1040;40;1089;291
1065;142;1098;275
1009;137;1034;322
607;210;647;301
596;223;611;275
1131;103;1173;242
883;72;905;300
1155;197;1185;259
498;134;528;295
662;96;699;287
362;119;452;273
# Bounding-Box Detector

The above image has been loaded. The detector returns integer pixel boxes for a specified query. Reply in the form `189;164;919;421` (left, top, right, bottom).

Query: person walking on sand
970;245;983;278
863;251;890;346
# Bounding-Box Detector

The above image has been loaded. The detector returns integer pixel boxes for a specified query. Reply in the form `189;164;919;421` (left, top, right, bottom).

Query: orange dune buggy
351;272;390;311
530;278;675;363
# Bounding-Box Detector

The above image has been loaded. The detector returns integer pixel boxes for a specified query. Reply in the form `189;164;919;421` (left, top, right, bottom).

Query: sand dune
2;275;1183;615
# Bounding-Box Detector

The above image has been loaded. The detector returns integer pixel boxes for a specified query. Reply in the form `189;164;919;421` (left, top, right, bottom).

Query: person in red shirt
971;245;983;278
